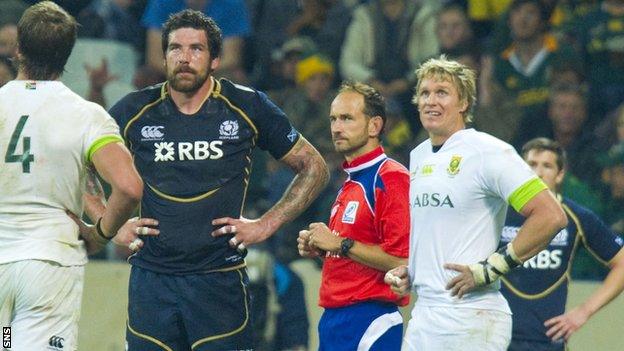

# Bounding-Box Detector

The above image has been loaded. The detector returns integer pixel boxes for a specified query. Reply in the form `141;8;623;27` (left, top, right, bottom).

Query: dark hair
162;9;222;58
549;83;588;106
521;137;567;171
338;81;387;134
17;1;77;80
509;0;550;23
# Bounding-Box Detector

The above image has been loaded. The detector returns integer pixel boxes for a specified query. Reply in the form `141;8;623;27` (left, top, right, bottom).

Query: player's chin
332;141;349;152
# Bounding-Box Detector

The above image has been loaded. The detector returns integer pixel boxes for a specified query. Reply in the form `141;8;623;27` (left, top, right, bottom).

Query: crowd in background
1;0;624;321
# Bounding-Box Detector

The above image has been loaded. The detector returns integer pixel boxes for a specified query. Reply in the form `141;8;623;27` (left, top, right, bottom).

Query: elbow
319;160;330;188
552;206;568;231
308;153;330;188
116;177;143;205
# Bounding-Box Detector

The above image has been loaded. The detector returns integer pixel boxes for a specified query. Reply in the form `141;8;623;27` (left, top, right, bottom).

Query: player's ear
555;168;565;186
459;99;469;114
368;116;383;137
210;57;220;71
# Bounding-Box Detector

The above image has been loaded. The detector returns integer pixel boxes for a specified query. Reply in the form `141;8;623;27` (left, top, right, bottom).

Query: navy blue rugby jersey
109;78;301;273
499;197;623;343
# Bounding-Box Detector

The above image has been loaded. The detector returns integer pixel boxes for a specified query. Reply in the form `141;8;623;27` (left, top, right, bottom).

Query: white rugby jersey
408;128;546;313
0;81;122;266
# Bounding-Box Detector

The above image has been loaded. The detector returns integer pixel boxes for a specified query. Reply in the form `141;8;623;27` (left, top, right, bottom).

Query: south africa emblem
447;155;462;176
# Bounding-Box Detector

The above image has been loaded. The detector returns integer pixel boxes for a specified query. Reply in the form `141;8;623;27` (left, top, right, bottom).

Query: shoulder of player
410;139;431;157
461;129;513;152
378;158;409;179
451;130;519;167
109;84;165;116
376;159;409;190
215;78;263;105
561;197;597;223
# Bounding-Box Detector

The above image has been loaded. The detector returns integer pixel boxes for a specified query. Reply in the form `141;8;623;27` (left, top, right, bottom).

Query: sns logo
154;141;224;162
219;120;239;140
523;249;562;270
141;126;165;141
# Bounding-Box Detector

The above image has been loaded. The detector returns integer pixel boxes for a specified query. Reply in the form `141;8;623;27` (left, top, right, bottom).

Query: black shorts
126;265;253;351
508;338;566;351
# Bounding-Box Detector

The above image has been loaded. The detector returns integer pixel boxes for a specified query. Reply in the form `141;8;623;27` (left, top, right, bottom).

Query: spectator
0;55;16;87
570;0;624;121
467;0;512;39
595;103;624;153
536;85;600;185
0;23;18;57
488;0;578;126
315;0;355;66
436;4;477;57
77;0;144;52
245;0;300;88
340;0;439;132
599;143;624;232
258;36;317;92
142;0;251;82
286;0;330;39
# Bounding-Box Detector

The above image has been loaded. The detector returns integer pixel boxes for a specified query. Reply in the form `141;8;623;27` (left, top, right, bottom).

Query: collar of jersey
343;146;386;173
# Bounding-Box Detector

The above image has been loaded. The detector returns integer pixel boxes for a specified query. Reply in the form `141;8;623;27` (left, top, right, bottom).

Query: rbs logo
523;249;562;269
154;141;224;162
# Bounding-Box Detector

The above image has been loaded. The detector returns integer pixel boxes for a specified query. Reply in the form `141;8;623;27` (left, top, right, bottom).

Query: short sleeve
375;168;410;257
83;105;123;163
108;96;134;138
479;145;546;212
253;91;300;160
579;207;624;264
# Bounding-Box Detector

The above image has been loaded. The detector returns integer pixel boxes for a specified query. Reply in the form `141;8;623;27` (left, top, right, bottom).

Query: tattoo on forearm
85;167;105;197
271;139;329;223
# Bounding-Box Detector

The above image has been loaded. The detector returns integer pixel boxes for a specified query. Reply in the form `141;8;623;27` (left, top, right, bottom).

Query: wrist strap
469;243;523;286
95;217;112;241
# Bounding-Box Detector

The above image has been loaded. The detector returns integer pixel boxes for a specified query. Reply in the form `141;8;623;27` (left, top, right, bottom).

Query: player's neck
343;140;380;163
169;76;214;115
15;71;58;81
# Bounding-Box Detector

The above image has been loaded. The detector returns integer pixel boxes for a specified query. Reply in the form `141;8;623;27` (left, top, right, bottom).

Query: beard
167;65;209;93
332;134;368;156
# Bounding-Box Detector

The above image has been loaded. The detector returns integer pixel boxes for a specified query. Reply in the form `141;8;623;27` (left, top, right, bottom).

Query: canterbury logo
141;126;165;140
49;335;64;349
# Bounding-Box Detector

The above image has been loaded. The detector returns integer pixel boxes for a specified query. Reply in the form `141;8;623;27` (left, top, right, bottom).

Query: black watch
340;238;355;257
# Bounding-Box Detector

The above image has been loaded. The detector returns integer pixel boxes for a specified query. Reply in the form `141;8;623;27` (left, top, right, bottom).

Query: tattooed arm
83;166;107;221
212;137;329;246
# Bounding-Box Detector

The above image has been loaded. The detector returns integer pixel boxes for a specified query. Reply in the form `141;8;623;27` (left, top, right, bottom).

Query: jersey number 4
4;115;35;173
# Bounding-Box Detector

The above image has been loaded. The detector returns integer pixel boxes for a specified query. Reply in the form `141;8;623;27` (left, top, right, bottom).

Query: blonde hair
413;55;477;123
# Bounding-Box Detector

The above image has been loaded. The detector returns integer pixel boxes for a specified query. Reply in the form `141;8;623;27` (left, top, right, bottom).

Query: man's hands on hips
211;216;274;252
114;217;160;251
384;265;411;296
444;263;478;299
544;306;590;342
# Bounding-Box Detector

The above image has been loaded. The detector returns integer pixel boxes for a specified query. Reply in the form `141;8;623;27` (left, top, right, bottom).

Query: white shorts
0;260;84;351
402;305;511;351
